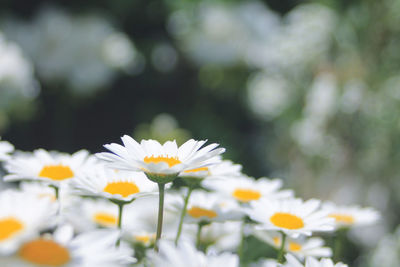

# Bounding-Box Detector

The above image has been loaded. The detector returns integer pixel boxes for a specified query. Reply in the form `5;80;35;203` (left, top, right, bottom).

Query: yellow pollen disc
232;188;261;202
184;167;209;174
329;214;355;224
135;234;155;244
273;236;280;246
187;206;217;219
39;165;74;181
0;217;24;241
19;239;70;266
93;212;118;227
143;156;181;167
270;212;304;229
288;242;302;252
103;182;139;198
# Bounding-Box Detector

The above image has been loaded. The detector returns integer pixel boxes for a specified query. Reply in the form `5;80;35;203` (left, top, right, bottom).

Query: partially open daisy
203;175;293;204
253;230;332;260
149;240;239;267
322;202;380;229
0;190;57;255
284;254;348;267
97;136;225;182
0;137;14;161
4;149;94;188
0;225;135;266
72;164;157;203
246;198;334;238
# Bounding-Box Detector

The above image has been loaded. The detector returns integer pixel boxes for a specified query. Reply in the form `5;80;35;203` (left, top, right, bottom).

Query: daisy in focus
0;137;14;161
97;136;225;182
72;164;157;203
0;190;57;254
0;225;135;267
322;202;380;229
246;198;334;238
253;230;332;259
4;149;94;187
149;240;239;267
284;254;348;267
203;175;293;204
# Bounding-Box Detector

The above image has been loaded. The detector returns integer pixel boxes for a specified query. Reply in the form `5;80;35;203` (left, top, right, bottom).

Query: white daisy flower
179;159;242;180
72;164;157;203
0;190;57;254
182;221;242;252
0;138;14;161
284;254;348;267
253;230;332;259
0;225;135;267
170;191;243;224
19;182;57;202
246;198;334;238
203;175;293;203
122;196;179;243
322;202;380;229
65;198;119;231
149;240;239;267
4;149;94;187
97;136;225;182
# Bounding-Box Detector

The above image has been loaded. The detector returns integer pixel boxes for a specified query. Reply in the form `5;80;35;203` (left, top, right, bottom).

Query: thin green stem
277;231;287;264
238;221;245;265
333;228;347;261
174;186;194;246
154;183;165;252
116;203;124;247
196;222;204;249
50;185;59;200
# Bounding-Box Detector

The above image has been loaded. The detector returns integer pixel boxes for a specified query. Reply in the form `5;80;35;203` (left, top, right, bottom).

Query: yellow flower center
288;241;302;252
93;212;118;227
184;167;209;174
134;234;155;244
232;188;261;202
270;212;304;229
273;236;280;246
103;182;139;198
0;217;24;241
329;214;354;224
143;156;181;167
187;206;218;219
39;165;74;181
19;239;70;266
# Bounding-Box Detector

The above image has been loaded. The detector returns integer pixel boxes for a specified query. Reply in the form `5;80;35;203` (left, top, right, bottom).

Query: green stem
333;228;347;261
174;186;194;246
154;183;165;252
116;203;124;247
238;221;246;265
277;231;287;263
196;222;204;249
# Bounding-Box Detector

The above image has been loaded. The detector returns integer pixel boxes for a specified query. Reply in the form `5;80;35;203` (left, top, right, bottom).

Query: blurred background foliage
0;0;399;265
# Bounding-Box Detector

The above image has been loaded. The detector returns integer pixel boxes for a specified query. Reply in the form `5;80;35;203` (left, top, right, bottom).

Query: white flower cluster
0;135;380;266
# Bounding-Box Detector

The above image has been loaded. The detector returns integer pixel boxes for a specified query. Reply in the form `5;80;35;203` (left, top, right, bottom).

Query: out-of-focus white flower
72;164;157;203
253;230;332;260
0;225;135;267
322;202;380;229
284;254;348;267
246;198;334;238
203;175;293;204
0;190;57;254
3;6;141;94
247;73;291;119
149;240;239;267
4;149;94;188
170;191;243;224
370;226;400;267
0;137;14;161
